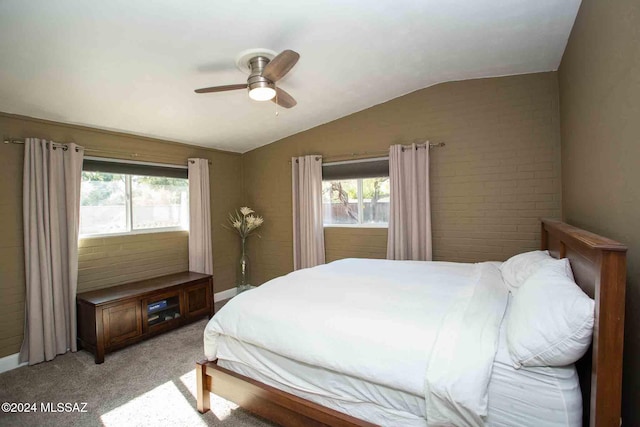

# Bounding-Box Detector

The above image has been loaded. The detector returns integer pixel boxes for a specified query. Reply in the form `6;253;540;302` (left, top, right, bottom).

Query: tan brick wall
325;227;387;262
77;231;189;292
559;0;640;421
243;72;562;286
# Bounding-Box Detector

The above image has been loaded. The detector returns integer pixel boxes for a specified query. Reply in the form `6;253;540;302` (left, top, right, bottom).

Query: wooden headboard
541;219;627;427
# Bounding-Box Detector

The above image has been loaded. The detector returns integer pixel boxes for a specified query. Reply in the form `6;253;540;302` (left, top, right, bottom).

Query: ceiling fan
195;48;300;108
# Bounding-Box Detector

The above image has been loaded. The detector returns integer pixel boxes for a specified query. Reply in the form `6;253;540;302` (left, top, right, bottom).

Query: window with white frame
79;159;189;237
321;158;389;227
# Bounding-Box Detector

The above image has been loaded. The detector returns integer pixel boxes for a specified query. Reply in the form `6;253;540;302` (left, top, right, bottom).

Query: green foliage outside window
81;172;125;206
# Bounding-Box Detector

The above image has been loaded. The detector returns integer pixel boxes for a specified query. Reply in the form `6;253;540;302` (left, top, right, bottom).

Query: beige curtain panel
20;138;84;365
292;155;325;270
188;158;213;275
386;143;433;261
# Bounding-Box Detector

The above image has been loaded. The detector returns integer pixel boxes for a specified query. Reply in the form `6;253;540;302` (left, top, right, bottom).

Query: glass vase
237;237;251;294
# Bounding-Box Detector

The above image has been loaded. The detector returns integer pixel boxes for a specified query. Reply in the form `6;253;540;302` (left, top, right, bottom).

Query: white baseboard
0;353;27;375
214;287;237;302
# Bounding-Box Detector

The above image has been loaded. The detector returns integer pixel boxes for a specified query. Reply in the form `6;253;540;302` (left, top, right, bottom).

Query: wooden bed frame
196;219;626;427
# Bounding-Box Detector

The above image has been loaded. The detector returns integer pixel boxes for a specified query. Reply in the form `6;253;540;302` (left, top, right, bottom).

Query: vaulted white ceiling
0;0;580;153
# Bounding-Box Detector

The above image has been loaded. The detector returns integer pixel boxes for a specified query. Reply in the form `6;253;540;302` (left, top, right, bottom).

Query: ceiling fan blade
194;84;247;94
262;50;300;82
272;87;297;108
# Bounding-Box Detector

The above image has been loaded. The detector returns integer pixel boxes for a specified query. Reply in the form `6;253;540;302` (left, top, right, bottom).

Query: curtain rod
4;138;211;165
402;141;445;151
291;141;445;163
4;137;84;152
326;141;445;160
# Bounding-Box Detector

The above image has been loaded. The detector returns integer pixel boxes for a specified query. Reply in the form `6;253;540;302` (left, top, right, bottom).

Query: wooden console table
77;271;213;363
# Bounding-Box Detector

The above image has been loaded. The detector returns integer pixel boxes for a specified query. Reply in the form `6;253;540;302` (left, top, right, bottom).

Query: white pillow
500;250;553;292
506;259;594;368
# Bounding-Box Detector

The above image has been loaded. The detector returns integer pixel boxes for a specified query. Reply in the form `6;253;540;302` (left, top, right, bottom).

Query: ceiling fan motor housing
247;56;275;92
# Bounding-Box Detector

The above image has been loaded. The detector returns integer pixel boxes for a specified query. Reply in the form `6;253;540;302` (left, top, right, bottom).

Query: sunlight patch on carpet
101;380;207;426
180;369;239;421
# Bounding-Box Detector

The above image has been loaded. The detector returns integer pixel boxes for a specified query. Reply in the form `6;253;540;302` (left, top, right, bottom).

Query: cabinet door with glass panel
143;290;183;333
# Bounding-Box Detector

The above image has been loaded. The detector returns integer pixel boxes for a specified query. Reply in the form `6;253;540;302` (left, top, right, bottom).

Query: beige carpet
0;309;275;427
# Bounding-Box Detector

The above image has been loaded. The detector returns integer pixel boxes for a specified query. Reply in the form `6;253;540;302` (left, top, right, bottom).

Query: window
322;177;390;226
80;160;189;237
321;157;390;226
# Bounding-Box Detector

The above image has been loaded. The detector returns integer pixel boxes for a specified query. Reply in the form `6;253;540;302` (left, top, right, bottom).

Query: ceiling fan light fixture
249;86;276;101
194;49;298;108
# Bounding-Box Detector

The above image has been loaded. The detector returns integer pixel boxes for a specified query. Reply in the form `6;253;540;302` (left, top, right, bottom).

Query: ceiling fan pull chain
275;83;279;117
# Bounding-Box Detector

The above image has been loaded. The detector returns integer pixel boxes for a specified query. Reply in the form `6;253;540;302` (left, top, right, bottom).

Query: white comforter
204;258;509;426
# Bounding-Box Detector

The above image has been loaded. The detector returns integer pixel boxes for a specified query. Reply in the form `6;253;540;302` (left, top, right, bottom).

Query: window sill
323;224;388;229
79;227;188;240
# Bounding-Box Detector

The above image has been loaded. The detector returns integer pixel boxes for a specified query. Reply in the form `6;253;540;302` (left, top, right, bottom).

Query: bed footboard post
196;359;211;413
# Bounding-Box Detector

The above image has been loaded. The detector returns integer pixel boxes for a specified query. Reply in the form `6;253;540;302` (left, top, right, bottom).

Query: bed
196;219;626;427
